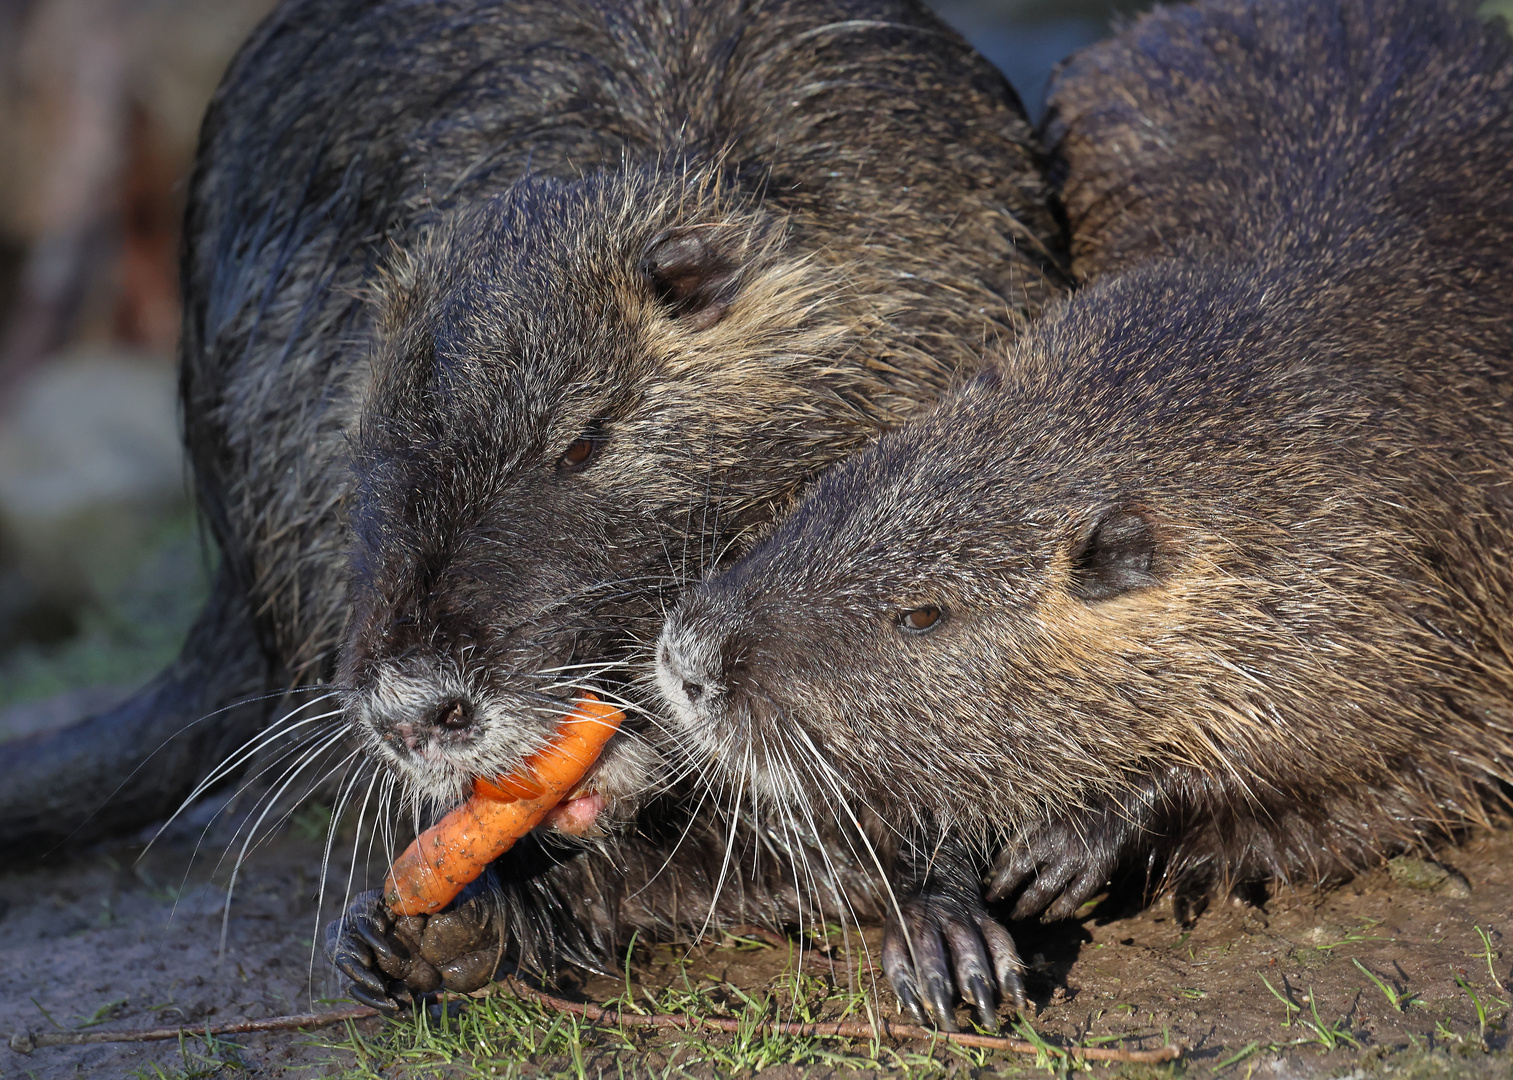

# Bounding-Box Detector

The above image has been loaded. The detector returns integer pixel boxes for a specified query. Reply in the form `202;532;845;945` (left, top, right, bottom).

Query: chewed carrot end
383;694;625;916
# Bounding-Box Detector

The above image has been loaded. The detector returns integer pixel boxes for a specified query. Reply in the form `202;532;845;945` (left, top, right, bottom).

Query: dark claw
327;924;389;999
881;923;929;1026
349;982;402;1015
326;889;502;1010
325;889;410;1011
942;918;997;1031
883;888;1022;1032
986;847;1037;903
356;915;408;974
335;947;389;998
1011;856;1081;920
978;915;1027;1011
958;970;995;1031
1045;867;1108;921
912;921;958;1032
990;788;1173;919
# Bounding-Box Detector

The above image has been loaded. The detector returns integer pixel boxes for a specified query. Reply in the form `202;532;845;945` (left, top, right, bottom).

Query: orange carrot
383;694;625;916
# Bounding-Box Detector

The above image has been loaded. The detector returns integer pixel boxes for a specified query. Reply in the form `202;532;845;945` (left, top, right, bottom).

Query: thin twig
508;979;1183;1064
9;984;1182;1065
7;1006;380;1053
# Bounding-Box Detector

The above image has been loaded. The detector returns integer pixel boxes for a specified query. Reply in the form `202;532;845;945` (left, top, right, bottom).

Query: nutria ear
639;228;742;329
1068;508;1158;602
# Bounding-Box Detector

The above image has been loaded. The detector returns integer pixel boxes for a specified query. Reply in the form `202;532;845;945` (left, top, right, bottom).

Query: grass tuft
1351;957;1416;1012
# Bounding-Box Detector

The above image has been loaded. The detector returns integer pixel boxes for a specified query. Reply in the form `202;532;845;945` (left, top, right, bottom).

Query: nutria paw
986;803;1153;921
882;884;1026;1032
326;889;501;1012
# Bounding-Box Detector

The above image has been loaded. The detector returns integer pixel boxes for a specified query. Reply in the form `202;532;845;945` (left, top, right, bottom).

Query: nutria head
335;163;889;817
655;259;1513;852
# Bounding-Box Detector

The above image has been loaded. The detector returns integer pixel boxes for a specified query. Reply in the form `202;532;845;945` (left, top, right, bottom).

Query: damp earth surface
0;798;1508;1078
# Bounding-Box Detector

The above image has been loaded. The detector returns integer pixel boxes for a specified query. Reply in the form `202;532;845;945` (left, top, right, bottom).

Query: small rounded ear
1068;507;1158;602
639;227;742;329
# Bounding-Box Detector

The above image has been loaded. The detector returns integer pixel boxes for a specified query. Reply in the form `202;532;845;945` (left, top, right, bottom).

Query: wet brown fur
191;0;1065;706
0;0;1068;860
39;0;1077;1006
657;0;1513;1026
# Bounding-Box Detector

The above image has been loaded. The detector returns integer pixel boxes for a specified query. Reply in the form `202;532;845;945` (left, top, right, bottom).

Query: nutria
656;0;1513;1031
0;0;1070;1011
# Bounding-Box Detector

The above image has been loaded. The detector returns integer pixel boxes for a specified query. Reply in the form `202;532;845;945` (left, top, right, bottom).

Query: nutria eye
898;606;943;633
558;437;597;471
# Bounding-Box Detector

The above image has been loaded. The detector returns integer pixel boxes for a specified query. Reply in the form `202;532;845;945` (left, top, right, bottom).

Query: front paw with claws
987;794;1168;921
882;880;1026;1032
987;822;1124;923
325;889;502;1012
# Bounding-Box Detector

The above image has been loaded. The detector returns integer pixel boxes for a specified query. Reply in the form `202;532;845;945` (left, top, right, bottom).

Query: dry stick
8;1006;380;1054
10;984;1182;1065
507;980;1183;1064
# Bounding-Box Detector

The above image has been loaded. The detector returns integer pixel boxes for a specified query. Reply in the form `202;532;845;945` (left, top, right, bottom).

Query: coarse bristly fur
657;0;1513;1032
0;0;1071;1010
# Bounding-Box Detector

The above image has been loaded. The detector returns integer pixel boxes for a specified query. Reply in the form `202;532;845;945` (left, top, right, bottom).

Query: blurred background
1;0;1507;739
0;0;277;738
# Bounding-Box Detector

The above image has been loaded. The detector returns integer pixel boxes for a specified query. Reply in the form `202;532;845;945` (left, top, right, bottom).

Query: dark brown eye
558;437;597;471
899;606;943;633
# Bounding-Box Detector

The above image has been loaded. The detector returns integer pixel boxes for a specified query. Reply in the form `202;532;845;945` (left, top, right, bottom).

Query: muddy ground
0;792;1507;1079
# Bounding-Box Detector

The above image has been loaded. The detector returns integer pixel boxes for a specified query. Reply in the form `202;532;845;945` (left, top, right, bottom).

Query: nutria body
0;0;1070;1011
657;0;1513;1030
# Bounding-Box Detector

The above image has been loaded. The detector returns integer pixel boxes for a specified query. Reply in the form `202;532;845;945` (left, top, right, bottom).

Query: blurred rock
0;347;181;524
0;346;194;663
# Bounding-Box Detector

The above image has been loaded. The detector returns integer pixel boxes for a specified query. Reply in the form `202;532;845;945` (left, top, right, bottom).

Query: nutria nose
432;698;472;731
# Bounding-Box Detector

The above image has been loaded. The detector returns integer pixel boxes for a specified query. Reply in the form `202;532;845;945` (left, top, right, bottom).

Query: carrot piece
383;694;625;916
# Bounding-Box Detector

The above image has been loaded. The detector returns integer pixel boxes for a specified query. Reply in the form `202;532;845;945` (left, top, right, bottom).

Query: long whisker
784;720;911;988
308;751;371;999
141;694;346;858
217;725;353;955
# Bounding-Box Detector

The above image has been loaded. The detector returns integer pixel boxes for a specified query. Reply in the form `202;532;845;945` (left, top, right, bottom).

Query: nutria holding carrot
382;695;625;918
0;0;1069;1012
657;0;1513;1031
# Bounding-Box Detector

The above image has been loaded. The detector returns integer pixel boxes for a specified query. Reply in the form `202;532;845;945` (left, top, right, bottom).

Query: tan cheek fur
1029;526;1380;795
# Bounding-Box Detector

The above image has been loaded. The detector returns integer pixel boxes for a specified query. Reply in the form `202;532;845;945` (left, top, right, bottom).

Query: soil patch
1;813;1508;1078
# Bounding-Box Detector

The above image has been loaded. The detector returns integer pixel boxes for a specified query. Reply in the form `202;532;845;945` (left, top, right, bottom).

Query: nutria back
656;0;1513;1022
1048;0;1513;282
